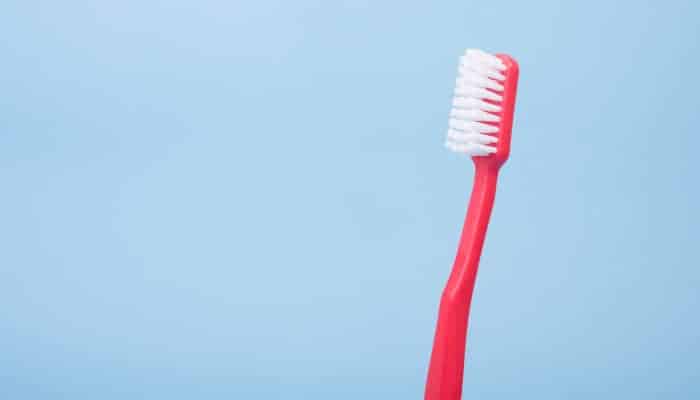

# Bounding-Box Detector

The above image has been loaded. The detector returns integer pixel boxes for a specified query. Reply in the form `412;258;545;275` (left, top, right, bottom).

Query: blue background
1;1;698;398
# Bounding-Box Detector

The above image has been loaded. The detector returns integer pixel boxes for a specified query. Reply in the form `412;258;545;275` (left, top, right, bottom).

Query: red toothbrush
425;49;519;400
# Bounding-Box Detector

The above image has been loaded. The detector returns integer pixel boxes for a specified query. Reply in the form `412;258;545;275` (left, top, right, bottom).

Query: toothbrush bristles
446;49;505;157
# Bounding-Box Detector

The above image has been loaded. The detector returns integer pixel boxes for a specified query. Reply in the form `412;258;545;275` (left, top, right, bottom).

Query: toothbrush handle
425;162;499;400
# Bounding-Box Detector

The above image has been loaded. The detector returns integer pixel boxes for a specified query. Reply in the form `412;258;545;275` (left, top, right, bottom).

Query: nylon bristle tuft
445;49;506;156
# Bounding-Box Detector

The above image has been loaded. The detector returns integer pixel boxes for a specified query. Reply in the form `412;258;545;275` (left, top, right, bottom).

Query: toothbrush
425;49;519;400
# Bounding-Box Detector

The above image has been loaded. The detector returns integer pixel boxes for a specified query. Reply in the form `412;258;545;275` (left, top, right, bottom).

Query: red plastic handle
424;161;499;400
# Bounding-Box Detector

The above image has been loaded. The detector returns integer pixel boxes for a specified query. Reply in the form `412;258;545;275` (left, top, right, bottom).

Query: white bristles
447;129;498;144
452;97;501;113
450;108;500;122
464;49;506;70
454;85;502;102
445;141;499;157
448;119;499;134
446;48;505;156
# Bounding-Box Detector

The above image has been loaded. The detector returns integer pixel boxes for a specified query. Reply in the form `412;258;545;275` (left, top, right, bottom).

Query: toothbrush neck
444;160;501;300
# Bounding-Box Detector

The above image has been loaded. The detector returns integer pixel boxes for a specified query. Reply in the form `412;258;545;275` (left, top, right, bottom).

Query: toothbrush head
445;49;519;166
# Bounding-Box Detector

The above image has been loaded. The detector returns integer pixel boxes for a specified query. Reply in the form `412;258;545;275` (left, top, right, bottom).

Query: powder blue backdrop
1;1;698;399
